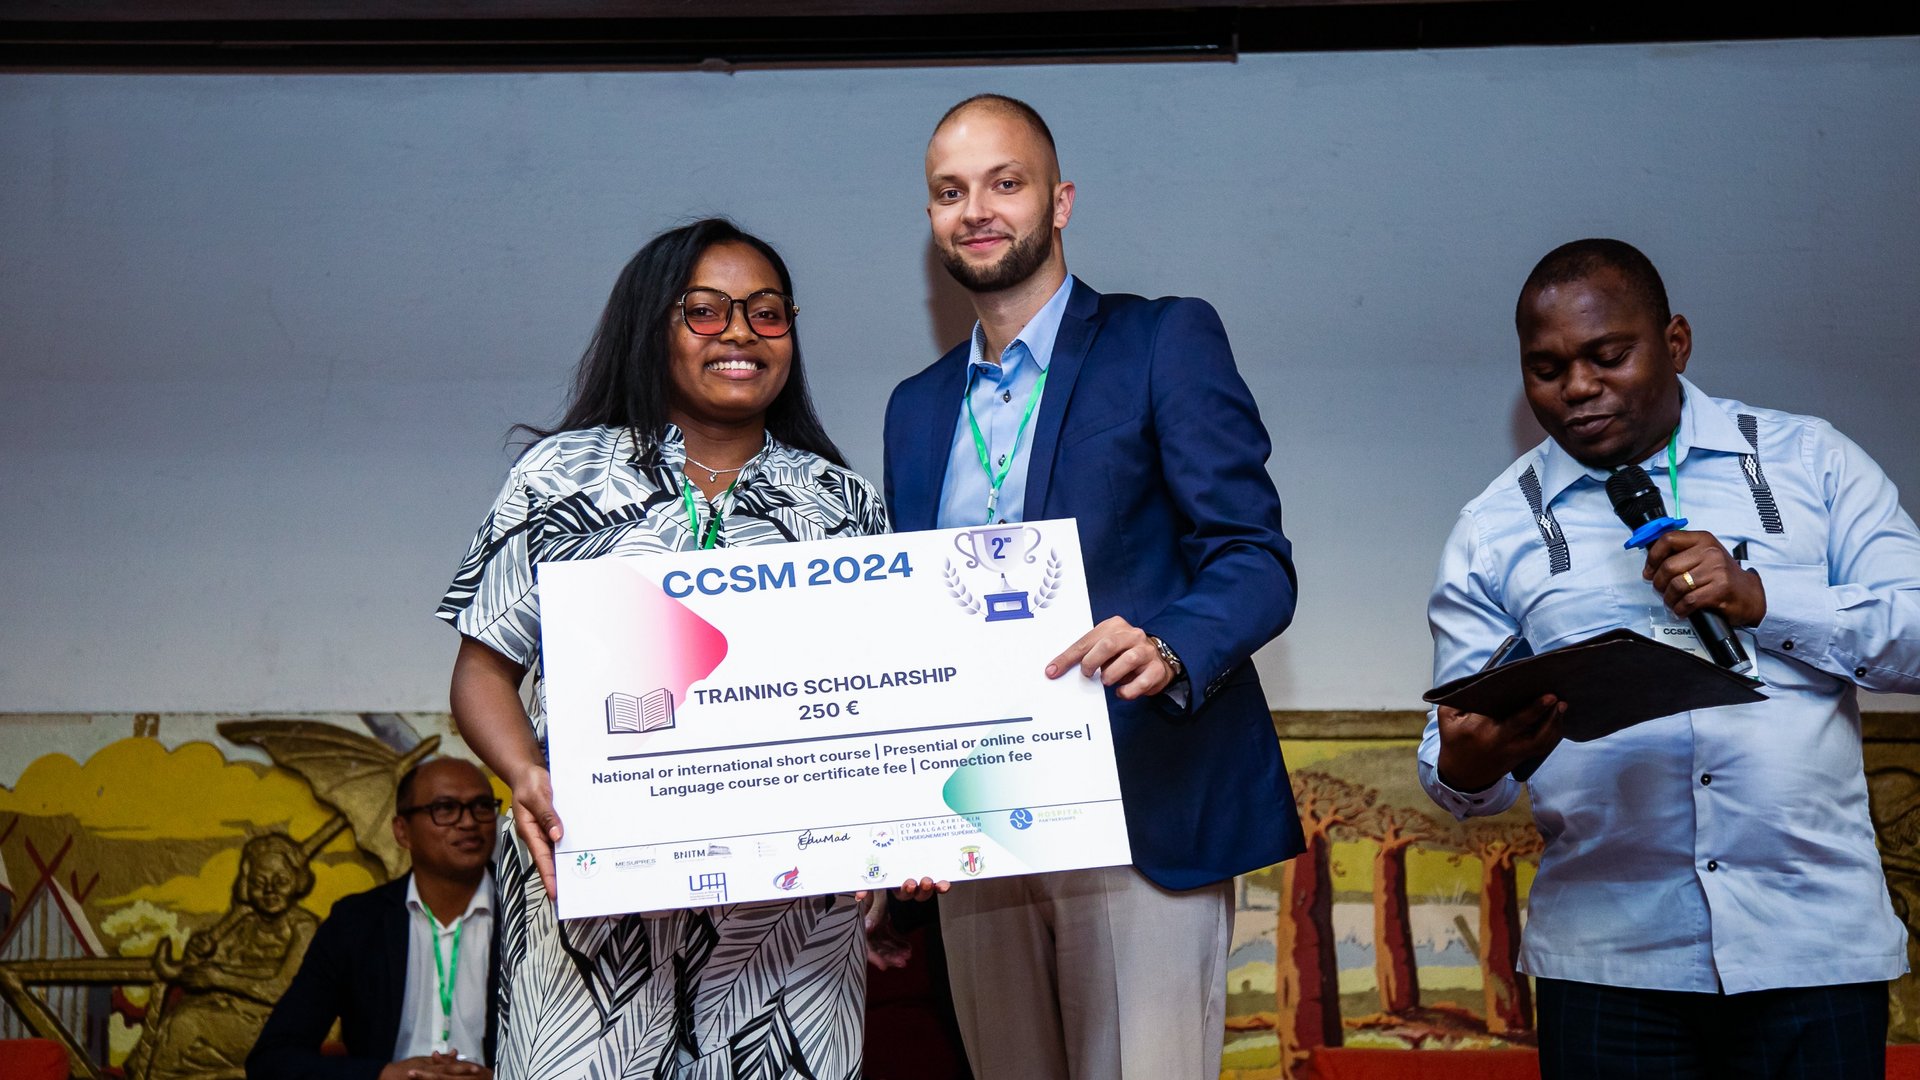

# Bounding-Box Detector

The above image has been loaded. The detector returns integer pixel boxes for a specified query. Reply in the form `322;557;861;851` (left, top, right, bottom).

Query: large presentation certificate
538;518;1132;920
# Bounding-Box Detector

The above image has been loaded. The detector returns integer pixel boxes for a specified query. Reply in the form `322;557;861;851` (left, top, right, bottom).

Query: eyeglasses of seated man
678;288;797;338
399;795;502;827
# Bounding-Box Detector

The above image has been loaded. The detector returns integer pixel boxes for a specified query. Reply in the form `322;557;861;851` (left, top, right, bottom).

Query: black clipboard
1425;627;1767;748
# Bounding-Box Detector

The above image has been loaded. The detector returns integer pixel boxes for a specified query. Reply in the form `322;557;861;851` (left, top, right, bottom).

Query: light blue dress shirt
935;276;1074;530
1419;376;1920;993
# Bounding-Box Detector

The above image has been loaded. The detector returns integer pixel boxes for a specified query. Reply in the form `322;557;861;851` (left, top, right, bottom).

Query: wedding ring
1682;571;1697;590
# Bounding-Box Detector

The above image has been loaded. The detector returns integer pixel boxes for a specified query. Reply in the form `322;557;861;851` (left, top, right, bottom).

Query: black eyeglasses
677;288;797;338
398;796;501;827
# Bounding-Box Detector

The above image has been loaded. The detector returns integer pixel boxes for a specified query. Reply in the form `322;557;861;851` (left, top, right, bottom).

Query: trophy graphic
954;524;1041;621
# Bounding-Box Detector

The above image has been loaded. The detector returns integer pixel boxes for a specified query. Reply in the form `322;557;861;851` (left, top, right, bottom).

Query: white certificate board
538;518;1133;919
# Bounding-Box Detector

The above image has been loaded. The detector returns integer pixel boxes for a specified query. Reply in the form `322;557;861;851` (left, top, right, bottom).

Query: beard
938;224;1053;294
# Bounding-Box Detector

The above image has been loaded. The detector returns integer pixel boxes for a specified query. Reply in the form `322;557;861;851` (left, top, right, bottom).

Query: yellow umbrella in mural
219;719;442;879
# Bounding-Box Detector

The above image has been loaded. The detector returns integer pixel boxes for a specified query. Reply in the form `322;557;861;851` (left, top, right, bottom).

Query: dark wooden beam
3;4;1914;69
0;0;1427;19
2;5;1916;67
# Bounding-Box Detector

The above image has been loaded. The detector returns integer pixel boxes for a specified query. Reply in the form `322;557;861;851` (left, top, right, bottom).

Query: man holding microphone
1420;238;1920;1077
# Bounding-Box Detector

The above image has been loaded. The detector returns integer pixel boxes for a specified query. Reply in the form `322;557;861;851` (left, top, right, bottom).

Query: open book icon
607;689;676;734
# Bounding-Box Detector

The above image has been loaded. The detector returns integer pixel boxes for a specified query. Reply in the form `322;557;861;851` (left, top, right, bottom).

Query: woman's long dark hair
517;218;846;466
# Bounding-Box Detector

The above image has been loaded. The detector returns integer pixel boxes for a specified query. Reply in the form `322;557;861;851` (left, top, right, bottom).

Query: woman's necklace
684;455;748;484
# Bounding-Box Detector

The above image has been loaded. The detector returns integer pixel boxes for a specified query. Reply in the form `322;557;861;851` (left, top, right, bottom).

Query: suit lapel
903;343;970;532
485;895;500;1064
380;875;412;1053
1022;278;1099;520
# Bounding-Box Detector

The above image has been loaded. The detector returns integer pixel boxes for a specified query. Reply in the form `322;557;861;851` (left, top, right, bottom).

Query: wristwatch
1147;634;1185;682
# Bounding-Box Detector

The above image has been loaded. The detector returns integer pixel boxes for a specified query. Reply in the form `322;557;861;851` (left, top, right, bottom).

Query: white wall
2;37;1916;712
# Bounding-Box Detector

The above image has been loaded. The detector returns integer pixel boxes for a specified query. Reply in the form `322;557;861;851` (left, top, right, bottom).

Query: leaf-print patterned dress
436;424;886;1080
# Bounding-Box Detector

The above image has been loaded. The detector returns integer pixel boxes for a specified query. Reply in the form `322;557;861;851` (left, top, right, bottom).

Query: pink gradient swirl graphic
628;573;729;701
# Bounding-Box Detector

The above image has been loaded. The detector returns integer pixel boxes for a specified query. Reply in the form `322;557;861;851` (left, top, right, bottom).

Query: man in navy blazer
883;94;1304;1080
248;759;498;1080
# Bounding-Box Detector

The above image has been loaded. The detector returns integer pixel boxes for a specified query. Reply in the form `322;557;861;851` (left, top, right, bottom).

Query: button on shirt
936;276;1073;530
397;871;493;1062
1418;377;1920;993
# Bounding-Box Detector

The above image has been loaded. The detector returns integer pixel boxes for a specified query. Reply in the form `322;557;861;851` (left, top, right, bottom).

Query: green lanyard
964;364;1049;525
1663;426;1683;516
681;473;740;550
420;909;463;1047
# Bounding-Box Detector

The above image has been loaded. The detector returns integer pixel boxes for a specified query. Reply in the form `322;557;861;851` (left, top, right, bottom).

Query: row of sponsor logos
776;842;991;895
569;806;1085;900
579;806;1069;871
571;843;992;902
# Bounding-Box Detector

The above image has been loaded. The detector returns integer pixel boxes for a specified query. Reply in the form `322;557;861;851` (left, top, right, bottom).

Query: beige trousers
939;863;1233;1080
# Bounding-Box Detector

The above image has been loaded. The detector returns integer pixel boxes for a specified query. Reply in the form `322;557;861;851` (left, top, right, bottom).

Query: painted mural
1221;729;1920;1078
1219;740;1542;1079
1866;738;1920;1044
0;712;503;1080
0;714;1915;1079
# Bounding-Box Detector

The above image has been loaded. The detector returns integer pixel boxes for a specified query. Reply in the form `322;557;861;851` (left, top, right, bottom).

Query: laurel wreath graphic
1033;549;1062;610
943;559;982;615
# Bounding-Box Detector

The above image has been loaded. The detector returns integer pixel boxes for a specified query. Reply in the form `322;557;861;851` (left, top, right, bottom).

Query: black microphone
1605;465;1752;674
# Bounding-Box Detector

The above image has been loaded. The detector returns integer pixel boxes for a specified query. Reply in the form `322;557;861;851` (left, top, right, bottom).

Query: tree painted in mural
1354;803;1452;1016
1868;764;1920;1040
1459;818;1544;1036
1277;770;1373;1058
1243;750;1545;1075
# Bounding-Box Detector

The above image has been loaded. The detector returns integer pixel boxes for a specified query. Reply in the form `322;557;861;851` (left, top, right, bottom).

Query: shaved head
925;93;1074;298
932;94;1060;183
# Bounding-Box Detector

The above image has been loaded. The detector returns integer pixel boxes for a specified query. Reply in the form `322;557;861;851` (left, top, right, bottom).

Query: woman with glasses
435;219;883;1080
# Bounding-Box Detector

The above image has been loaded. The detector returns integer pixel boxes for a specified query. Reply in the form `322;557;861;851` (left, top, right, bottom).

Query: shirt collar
405;869;494;928
1535;375;1743;505
966;275;1075;376
1676;375;1754;456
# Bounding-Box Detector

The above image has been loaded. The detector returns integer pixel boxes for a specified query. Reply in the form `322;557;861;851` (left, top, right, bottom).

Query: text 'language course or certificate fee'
537;518;1132;919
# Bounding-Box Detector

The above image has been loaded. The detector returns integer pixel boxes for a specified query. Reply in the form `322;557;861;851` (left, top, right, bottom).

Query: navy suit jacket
883;278;1306;888
246;875;498;1080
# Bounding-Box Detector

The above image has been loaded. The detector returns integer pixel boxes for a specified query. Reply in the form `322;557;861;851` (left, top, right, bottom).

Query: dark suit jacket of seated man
249;759;499;1080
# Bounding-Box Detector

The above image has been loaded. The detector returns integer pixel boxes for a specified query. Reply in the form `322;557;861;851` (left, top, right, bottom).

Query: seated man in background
248;758;498;1080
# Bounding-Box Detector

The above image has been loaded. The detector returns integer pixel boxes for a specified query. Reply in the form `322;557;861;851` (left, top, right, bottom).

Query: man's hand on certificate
858;878;950;970
854;877;949;906
1047;616;1174;700
1435;694;1566;792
